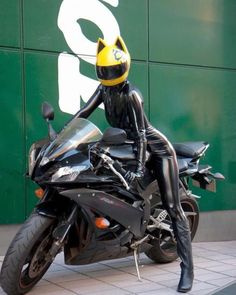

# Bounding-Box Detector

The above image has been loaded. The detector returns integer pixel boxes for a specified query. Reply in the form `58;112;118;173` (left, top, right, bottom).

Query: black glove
124;169;144;184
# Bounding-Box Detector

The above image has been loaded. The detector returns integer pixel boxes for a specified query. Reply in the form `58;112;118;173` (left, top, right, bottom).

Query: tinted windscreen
44;118;102;160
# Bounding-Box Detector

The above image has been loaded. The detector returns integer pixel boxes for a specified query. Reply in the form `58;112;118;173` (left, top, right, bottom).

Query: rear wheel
0;213;58;295
145;193;199;263
181;196;199;240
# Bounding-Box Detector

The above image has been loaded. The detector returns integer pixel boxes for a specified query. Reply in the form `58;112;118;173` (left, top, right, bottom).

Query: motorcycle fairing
64;231;132;265
60;188;147;238
64;207;134;265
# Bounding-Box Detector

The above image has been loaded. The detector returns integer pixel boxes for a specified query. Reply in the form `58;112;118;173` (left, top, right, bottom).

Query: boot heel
177;270;194;293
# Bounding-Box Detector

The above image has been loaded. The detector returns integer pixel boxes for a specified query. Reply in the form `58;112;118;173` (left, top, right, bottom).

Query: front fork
49;205;78;258
36;189;78;258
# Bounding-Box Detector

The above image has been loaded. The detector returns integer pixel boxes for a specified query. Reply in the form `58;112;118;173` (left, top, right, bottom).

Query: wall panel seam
0;46;21;52
147;0;150;120
20;0;27;220
148;61;236;72
21;48;149;63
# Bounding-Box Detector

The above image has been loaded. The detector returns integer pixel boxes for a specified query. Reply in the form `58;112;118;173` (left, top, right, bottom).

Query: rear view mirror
42;102;54;121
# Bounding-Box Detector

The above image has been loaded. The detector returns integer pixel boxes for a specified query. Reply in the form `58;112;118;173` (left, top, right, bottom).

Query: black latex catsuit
75;80;193;292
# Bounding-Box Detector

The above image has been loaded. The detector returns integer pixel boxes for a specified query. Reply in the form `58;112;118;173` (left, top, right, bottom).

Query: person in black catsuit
74;36;194;293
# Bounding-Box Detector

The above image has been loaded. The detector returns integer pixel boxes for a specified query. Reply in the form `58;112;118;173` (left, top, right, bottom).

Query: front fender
36;201;59;219
35;189;74;219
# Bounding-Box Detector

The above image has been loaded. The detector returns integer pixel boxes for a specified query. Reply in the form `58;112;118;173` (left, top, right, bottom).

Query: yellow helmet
96;36;131;86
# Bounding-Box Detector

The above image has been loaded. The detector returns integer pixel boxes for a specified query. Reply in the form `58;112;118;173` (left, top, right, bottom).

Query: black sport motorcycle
0;102;224;295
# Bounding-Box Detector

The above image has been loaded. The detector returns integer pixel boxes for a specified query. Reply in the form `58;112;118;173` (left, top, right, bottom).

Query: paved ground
0;239;236;295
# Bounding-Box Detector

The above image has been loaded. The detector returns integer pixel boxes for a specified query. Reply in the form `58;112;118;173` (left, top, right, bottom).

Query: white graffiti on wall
57;0;120;114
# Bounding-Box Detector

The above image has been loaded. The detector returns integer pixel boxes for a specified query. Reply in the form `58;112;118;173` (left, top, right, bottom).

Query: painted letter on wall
57;0;120;114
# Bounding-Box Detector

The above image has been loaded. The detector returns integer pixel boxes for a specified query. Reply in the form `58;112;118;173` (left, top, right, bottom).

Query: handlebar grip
113;161;127;176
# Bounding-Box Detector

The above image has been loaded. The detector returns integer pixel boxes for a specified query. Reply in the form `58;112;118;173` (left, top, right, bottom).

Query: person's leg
149;134;194;293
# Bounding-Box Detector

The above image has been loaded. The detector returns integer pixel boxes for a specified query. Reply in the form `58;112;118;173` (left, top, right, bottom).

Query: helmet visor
96;62;128;81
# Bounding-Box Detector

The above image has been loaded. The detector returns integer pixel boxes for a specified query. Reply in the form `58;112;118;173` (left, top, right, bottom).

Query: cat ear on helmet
115;36;128;53
97;38;107;54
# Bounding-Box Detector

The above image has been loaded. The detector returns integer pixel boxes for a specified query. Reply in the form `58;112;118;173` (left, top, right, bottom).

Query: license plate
192;178;216;192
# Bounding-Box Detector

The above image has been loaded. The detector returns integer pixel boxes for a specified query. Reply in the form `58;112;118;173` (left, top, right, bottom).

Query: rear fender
192;164;224;192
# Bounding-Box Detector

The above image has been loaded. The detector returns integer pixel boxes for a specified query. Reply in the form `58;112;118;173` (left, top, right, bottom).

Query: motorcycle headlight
28;143;37;176
40;156;50;166
51;165;87;182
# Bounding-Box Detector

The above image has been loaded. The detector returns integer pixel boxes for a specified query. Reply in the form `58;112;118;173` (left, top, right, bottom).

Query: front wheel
145;195;199;263
0;213;58;295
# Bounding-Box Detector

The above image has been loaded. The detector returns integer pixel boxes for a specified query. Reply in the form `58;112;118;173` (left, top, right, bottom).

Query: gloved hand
124;169;144;184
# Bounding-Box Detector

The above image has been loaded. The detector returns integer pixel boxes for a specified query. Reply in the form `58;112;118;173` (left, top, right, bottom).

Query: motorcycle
0;102;224;295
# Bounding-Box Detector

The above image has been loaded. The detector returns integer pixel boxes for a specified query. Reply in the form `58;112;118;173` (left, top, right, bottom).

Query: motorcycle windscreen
44;118;102;161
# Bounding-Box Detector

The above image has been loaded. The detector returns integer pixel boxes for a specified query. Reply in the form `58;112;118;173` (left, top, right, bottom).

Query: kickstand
133;247;142;282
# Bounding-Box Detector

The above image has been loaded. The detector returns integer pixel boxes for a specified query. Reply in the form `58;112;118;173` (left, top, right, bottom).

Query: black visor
96;62;128;80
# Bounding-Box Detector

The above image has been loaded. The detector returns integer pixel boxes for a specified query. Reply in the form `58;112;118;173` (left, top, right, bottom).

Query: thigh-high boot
172;216;194;292
153;155;194;293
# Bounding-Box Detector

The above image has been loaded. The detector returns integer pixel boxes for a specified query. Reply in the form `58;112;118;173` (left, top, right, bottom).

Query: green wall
0;0;235;223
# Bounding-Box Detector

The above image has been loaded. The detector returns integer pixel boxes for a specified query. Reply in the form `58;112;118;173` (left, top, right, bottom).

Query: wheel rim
158;218;177;256
28;234;52;279
180;199;197;239
153;199;197;256
19;229;54;288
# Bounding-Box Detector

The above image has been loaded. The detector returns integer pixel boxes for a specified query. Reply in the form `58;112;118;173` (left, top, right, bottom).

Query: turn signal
35;188;44;199
95;217;110;229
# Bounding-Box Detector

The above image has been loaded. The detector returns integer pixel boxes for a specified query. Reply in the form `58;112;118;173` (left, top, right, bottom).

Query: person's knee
166;142;176;158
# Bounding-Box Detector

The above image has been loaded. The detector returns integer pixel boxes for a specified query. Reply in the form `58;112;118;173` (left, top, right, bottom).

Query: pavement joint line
49;261;223;294
193;264;236;277
213;279;236;292
53;262;143;294
208;280;236;295
40;279;80;295
75;269;151;294
49;259;174;294
71;255;236;292
57;254;235;286
190;278;225;288
1;241;236;294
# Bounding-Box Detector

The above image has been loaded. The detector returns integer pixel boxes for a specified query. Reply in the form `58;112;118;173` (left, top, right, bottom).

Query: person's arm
74;84;103;119
128;87;147;176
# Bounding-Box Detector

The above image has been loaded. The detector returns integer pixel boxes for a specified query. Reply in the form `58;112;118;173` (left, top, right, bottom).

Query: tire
180;195;199;240
0;213;57;295
145;194;199;264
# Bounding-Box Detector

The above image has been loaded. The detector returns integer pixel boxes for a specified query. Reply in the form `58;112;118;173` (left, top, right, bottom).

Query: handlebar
113;160;127;176
98;152;130;190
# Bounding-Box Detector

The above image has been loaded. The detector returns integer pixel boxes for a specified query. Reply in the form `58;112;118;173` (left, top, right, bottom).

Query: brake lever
99;153;130;190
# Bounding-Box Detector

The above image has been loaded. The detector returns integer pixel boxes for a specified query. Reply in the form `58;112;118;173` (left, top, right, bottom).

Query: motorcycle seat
108;141;208;164
173;141;209;158
109;145;136;160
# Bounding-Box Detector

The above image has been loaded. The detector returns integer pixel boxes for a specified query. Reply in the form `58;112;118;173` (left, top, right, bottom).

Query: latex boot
173;219;194;293
152;155;194;292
